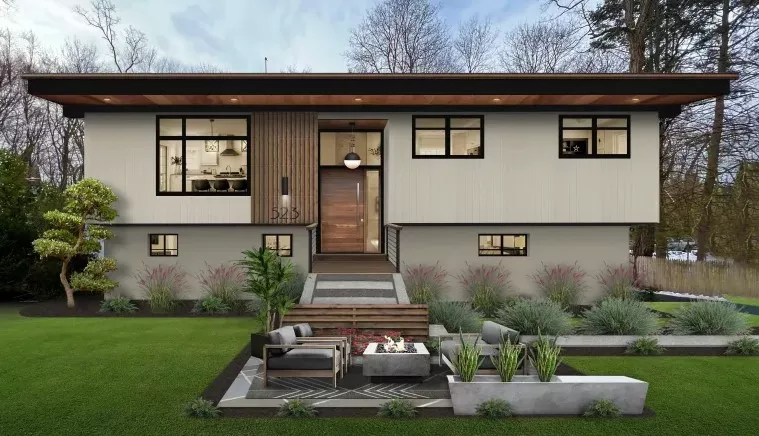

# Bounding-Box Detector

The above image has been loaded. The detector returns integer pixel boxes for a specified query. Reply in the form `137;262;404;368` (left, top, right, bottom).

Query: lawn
1;304;759;436
645;301;759;327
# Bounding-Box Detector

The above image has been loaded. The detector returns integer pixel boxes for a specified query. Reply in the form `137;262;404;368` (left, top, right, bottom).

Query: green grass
645;301;759;327
726;296;759;307
1;305;759;435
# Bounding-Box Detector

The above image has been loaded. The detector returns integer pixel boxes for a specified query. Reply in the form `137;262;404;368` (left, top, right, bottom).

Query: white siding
322;112;659;224
84;113;251;224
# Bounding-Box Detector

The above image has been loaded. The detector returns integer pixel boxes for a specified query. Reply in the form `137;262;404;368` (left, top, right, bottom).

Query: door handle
356;182;360;237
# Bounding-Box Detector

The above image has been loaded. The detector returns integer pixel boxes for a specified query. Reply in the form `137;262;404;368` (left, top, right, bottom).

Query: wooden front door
320;169;364;252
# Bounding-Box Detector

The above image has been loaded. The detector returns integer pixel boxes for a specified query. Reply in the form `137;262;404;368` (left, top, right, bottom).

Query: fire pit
376;343;418;353
362;342;430;380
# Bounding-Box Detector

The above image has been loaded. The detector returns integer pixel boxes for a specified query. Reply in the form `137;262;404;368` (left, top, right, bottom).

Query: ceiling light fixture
631;97;640;102
492;97;502;103
343;121;361;169
103;97;112;103
354;97;363;102
230;97;239;103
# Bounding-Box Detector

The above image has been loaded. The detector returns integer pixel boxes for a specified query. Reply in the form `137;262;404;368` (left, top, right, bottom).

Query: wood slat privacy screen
251;112;318;224
282;304;430;339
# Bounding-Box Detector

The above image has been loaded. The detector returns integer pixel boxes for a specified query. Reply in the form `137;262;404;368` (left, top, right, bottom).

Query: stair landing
300;273;409;305
312;254;396;273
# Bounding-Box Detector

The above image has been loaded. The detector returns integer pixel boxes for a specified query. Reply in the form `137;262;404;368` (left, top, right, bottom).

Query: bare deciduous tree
282;65;313;73
454;16;498;73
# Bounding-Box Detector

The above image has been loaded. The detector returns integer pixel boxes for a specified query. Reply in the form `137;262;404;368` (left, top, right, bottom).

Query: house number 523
270;207;300;220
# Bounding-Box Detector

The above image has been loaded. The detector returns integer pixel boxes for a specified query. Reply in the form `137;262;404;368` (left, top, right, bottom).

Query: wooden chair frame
263;343;342;388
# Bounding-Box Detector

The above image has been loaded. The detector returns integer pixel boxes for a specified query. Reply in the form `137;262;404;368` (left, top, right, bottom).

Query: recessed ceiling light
631;97;640;102
492;97;502;103
103;97;112;103
354;97;363;102
230;97;239;103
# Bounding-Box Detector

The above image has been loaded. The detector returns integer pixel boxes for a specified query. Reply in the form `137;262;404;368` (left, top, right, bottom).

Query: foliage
237;247;295;331
458;262;513;317
529;332;562;382
597;264;640;301
452;331;482;382
626;337;664;356
496;298;572;336
583;399;621;418
428;300;482;333
196;263;245;309
99;296;137;314
192;297;231;314
424;338;440;353
281;269;307;303
532;262;587;309
403;262;447;304
31;178;118;308
475;399;513;419
183;398;221;418
491;337;523;382
669;301;748;335
136;263;186;313
377;399;417;418
337;328;409;355
276;399;317;418
726;336;759;356
580;299;659;335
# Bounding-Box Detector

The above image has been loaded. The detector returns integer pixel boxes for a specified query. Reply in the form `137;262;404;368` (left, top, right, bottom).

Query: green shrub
529;332;561;382
475;399;513;418
626;337;664;355
726;336;759;355
192;296;231;314
496;299;572;335
597;264;640;301
281;269;307;303
136;263;185;313
452;331;482;382
99;296;137;314
277;399;317;418
424;338;440;353
196;262;245;309
458;263;513;317
583;399;621;418
183;398;221;418
532;262;587;309
491;338;523;382
669;301;747;335
378;399;417;418
580;298;659;335
428;300;481;333
403;262;447;304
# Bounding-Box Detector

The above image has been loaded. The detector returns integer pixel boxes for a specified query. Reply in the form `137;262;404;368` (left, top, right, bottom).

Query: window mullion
591;117;597;156
444;117;451;156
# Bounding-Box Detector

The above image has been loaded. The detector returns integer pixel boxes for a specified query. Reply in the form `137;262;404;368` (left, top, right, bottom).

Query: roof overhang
23;73;737;119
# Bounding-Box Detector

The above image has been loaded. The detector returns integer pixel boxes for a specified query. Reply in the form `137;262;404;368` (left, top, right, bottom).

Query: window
157;116;250;195
412;115;484;158
149;234;178;256
559;115;629;158
478;234;527;256
263;234;292;257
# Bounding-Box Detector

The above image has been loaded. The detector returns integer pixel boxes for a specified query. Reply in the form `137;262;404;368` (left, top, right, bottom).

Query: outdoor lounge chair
290;323;352;372
440;320;524;374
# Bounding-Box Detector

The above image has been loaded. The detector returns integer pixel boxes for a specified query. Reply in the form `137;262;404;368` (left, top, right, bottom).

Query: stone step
315;273;394;282
316;281;394;290
311;297;399;305
313;288;396;298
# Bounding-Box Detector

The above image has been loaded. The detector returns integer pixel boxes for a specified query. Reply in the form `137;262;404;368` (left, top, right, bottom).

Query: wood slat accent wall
282;304;429;339
251;112;318;224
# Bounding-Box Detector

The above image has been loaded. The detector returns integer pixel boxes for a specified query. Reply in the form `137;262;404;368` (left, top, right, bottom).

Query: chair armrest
264;344;338;350
297;338;347;346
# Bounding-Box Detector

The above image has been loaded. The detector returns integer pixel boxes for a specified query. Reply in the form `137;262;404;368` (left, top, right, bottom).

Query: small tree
237;247;295;331
32;178;118;308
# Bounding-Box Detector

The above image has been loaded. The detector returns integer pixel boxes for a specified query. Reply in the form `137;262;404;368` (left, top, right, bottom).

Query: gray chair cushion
292;323;313;337
481;321;520;345
267;348;338;370
267;326;297;356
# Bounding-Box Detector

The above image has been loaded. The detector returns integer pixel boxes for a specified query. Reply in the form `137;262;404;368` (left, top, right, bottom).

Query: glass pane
150;235;164;254
279;235;292;250
165;235;178;256
264;235;278;250
186;118;246;136
479;249;502;256
415;130;445;155
451;130;481;156
597;118;628;128
185;140;248;192
560;130;591;156
319;132;380;166
502;235;516;248
366;132;382;166
279;249;292;257
562;118;592;128
160;140;183;192
479;235;501;249
414;118;445;128
159;118;182;136
597;130;628;155
364;170;381;253
514;235;527;248
450;118;481;128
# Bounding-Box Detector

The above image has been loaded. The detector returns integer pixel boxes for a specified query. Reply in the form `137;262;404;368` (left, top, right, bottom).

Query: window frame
558;114;630;159
156;115;252;196
477;233;528;257
412;115;485;159
262;233;293;257
148;233;178;257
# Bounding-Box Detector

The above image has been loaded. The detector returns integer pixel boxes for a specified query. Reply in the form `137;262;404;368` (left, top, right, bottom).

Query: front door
320;168;365;252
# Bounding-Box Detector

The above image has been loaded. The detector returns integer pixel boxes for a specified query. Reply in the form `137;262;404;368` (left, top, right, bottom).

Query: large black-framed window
263;234;292;257
149;234;178;256
412;115;484;158
478;234;528;256
156;115;251;196
559;115;630;159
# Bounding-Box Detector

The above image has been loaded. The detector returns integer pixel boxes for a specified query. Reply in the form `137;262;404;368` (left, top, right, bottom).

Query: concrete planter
519;335;759;348
447;374;648;416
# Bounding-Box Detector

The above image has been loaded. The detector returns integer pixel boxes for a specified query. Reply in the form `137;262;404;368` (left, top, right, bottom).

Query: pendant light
343;121;361;169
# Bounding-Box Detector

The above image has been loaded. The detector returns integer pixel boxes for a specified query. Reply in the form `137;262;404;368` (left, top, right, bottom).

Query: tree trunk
60;258;75;308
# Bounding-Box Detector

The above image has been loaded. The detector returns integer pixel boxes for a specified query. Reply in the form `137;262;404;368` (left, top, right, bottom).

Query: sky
4;0;546;72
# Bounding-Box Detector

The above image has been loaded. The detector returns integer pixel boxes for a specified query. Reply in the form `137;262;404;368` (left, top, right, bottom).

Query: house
24;73;736;302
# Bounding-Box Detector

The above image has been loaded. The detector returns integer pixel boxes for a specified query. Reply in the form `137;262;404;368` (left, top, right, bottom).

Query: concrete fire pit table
362;342;430;382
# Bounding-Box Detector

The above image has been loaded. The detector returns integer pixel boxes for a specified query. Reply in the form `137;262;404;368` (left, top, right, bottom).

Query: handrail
307;223;318;273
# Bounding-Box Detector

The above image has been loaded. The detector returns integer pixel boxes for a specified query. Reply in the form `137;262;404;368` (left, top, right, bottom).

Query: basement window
263;234;292;257
478;234;527;256
559;115;630;158
149;234;178;256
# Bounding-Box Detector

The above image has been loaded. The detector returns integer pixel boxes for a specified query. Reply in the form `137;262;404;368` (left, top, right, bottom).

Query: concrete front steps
300;273;409;304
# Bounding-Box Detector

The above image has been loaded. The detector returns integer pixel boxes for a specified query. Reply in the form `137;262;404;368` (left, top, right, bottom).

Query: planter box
520;335;759;348
447;374;648;416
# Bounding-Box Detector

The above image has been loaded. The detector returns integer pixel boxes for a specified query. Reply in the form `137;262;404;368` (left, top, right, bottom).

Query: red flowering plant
457;262;513;317
596;264;641;301
531;262;587;309
135;263;187;313
403;262;447;304
196;262;246;309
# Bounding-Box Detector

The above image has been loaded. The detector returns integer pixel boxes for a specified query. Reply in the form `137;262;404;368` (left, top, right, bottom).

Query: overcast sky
5;0;546;72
